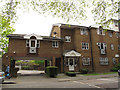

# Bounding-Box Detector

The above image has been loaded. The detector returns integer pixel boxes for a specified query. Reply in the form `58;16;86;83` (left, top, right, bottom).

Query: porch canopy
63;50;81;57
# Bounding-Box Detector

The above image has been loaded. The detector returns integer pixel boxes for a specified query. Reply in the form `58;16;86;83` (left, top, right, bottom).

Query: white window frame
97;28;105;35
26;40;29;47
82;42;89;50
99;57;108;65
52;41;59;48
110;44;114;50
80;28;88;35
65;36;71;42
29;39;37;48
37;40;40;48
82;57;90;66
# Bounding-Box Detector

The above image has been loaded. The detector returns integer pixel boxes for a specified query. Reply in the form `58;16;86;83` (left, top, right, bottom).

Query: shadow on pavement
19;73;45;76
2;82;16;84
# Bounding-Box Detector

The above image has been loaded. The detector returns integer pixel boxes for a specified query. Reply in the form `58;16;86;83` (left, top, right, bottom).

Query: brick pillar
52;57;56;66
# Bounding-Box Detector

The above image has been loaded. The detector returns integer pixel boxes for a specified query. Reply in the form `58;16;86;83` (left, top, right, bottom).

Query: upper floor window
110;44;114;50
65;36;71;42
52;41;58;48
116;32;119;38
114;22;118;27
99;57;108;65
80;28;88;35
97;43;107;54
82;42;89;50
109;31;113;37
26;40;40;48
97;26;105;35
82;57;90;65
26;40;29;47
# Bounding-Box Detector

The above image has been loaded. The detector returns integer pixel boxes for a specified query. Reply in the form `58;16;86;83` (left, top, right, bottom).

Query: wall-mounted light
13;51;16;54
6;56;8;59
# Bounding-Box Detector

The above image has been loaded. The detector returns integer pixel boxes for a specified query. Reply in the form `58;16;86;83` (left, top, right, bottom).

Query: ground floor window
99;57;108;65
112;58;116;64
82;57;90;66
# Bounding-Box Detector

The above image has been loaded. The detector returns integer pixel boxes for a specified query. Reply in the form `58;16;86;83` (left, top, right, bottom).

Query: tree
0;15;15;55
0;0;119;55
0;0;119;25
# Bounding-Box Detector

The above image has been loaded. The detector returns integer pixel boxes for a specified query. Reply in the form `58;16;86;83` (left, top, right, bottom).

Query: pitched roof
7;34;62;41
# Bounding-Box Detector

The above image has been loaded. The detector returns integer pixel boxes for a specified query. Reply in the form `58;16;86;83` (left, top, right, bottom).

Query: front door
68;58;74;71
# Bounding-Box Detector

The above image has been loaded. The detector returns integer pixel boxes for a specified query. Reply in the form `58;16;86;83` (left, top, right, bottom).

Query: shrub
66;72;76;77
45;66;58;77
111;63;120;72
81;68;89;74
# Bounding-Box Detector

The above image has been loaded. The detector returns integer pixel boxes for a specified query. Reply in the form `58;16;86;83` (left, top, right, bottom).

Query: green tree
0;15;15;55
0;0;119;25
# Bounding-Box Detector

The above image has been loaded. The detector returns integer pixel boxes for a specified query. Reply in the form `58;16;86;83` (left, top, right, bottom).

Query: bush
81;68;89;74
111;63;120;72
66;72;76;77
45;66;58;77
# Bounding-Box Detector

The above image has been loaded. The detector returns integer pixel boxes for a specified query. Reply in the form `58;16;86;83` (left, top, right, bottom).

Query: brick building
2;23;120;73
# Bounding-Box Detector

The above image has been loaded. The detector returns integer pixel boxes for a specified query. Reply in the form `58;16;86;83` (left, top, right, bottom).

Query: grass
82;72;118;76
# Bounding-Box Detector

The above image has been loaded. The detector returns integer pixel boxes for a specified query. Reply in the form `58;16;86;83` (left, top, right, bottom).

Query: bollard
118;69;120;76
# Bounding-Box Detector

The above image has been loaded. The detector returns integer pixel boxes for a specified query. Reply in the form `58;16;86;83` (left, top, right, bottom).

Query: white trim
81;42;89;50
64;50;81;57
65;36;71;42
24;33;43;40
52;41;59;48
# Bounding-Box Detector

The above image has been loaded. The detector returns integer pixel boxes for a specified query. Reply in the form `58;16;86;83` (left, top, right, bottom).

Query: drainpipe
88;26;94;72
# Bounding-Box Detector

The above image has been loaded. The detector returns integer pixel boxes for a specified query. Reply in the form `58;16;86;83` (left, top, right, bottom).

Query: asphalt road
1;70;119;89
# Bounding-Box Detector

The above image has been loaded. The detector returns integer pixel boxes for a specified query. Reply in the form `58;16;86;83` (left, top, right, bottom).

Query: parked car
0;71;5;83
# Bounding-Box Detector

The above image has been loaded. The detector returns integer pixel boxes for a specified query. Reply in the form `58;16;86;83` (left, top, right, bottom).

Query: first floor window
26;40;29;47
52;41;58;48
82;42;89;50
112;58;116;64
65;36;71;42
37;40;40;48
100;57;108;65
82;57;90;65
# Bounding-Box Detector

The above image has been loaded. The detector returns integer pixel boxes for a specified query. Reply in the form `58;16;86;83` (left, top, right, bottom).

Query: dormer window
114;22;118;27
97;26;105;35
65;36;71;42
80;28;88;35
116;32;119;38
26;35;40;54
109;31;113;37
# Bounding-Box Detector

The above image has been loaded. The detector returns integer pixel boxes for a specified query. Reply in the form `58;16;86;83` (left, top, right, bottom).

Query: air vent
29;47;36;53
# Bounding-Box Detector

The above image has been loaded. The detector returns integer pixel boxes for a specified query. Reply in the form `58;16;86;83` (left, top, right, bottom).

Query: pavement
1;70;119;89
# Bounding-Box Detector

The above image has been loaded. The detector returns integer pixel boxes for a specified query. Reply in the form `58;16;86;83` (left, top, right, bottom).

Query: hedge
45;66;58;77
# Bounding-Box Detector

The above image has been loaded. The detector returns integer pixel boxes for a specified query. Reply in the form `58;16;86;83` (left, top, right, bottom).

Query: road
1;70;119;89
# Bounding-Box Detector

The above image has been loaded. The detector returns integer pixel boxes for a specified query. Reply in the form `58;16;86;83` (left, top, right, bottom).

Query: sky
13;9;95;36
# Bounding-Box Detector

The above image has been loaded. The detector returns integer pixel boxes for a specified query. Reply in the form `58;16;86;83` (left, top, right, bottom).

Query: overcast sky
13;9;95;36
